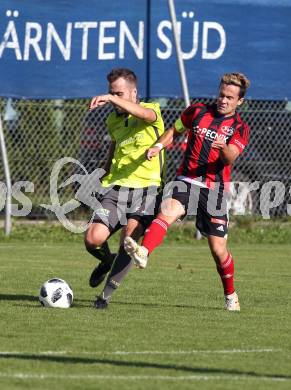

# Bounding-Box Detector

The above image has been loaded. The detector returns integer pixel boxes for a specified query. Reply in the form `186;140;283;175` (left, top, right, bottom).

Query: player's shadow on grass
0;294;37;302
72;298;220;311
1;353;290;381
113;300;220;311
1;295;219;311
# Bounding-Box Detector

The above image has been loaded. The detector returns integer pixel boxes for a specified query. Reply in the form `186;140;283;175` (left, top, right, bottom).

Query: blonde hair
220;72;250;98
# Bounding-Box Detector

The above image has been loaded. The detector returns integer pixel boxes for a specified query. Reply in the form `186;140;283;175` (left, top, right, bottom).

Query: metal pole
167;0;190;107
0;115;12;235
168;1;202;240
146;0;151;100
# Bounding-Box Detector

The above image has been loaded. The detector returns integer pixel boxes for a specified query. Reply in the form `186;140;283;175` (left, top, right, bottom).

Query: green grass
0;225;291;389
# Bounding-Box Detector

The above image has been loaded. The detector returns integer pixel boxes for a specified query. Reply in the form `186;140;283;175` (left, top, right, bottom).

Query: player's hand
89;95;111;110
146;147;161;161
212;139;226;150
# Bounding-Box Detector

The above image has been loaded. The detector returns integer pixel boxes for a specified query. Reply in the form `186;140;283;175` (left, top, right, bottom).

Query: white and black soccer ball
39;278;73;308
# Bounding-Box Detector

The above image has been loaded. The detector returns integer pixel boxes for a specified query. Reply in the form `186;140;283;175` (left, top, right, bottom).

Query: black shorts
167;179;229;238
92;185;161;234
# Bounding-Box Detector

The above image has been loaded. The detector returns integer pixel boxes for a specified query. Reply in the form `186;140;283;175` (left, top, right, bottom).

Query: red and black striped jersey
176;103;250;190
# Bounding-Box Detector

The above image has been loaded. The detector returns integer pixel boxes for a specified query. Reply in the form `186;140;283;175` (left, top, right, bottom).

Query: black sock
85;241;115;264
101;247;134;302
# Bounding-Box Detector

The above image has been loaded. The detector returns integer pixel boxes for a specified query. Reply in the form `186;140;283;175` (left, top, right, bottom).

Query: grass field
0;223;291;389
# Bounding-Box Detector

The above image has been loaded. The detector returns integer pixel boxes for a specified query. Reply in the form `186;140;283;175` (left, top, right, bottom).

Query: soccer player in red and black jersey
124;72;250;311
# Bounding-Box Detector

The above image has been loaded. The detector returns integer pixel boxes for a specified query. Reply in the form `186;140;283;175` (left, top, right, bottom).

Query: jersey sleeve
151;103;164;131
176;103;205;132
174;117;186;133
228;122;250;154
142;102;164;135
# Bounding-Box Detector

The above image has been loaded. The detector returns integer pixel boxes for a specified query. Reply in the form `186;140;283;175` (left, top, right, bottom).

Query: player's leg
85;223;112;262
207;235;239;311
95;186;160;308
85;223;115;288
85;241;115;264
197;187;240;311
85;188;121;288
95;218;144;309
124;198;185;268
124;181;191;267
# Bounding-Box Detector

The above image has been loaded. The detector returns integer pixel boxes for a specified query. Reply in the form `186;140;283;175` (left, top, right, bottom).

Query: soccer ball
39;278;73;308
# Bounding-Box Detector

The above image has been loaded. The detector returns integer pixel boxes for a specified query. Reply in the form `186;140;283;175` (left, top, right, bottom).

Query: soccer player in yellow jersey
84;68;165;309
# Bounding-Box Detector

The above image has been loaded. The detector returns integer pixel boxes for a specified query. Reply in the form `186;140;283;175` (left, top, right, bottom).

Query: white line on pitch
102;348;281;355
0;373;289;382
0;348;282;356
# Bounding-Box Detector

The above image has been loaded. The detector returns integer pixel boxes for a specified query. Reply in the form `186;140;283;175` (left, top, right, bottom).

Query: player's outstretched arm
89;95;111;109
90;94;156;123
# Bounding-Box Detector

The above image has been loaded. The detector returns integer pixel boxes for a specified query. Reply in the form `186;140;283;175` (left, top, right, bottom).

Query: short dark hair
220;72;250;98
107;68;137;87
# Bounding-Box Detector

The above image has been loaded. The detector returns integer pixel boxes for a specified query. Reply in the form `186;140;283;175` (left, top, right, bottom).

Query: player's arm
90;94;156;123
146;119;186;161
146;103;198;160
211;139;240;165
212;122;250;165
102;141;116;177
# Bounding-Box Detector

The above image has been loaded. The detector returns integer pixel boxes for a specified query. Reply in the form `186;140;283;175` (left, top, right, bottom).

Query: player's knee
159;199;184;222
210;242;227;262
84;227;107;248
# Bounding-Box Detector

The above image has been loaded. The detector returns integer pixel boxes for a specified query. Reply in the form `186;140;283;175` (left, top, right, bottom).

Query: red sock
216;253;235;296
142;218;169;254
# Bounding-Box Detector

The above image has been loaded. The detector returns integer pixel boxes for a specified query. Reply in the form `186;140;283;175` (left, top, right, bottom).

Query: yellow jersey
102;102;165;188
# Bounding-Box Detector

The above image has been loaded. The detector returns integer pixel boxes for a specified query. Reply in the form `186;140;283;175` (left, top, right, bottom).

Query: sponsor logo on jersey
119;133;144;147
193;125;229;143
221;125;234;136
